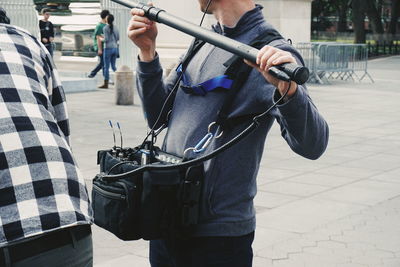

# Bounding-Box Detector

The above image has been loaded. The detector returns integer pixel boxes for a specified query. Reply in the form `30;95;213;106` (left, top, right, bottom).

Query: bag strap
215;29;283;131
176;66;233;96
151;38;206;130
181;38;206;71
159;30;283;131
104;31;292;180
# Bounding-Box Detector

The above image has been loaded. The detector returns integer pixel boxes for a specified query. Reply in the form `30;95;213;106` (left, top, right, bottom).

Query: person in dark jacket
39;9;54;56
128;0;329;266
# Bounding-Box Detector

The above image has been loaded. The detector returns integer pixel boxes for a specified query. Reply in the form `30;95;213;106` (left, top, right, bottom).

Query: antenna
109;120;117;149
117;122;123;149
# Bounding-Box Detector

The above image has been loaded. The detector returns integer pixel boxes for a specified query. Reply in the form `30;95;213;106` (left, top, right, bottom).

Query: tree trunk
364;0;384;34
389;0;400;34
352;0;366;43
377;0;384;17
337;7;348;32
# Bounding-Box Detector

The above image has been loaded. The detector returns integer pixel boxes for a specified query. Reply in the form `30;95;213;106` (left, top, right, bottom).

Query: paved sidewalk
64;56;400;267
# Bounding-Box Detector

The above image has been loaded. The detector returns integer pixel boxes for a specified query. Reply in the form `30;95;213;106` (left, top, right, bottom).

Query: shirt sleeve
94;24;102;36
103;26;109;42
272;84;329;160
136;54;182;129
43;50;70;143
39;21;44;39
49;22;54;38
269;43;329;160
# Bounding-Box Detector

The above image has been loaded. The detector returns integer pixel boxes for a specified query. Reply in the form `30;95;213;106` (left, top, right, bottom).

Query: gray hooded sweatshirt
136;5;329;237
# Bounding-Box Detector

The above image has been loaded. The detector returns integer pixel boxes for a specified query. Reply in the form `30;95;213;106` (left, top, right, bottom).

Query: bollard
115;65;134;105
74;34;84;51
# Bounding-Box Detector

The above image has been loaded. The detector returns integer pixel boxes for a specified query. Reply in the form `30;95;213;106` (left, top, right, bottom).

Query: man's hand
245;45;298;98
127;4;158;62
49;37;54;42
96;35;103;56
42;37;48;43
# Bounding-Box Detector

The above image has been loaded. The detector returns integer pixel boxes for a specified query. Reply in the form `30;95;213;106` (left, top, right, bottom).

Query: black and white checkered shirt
0;24;92;246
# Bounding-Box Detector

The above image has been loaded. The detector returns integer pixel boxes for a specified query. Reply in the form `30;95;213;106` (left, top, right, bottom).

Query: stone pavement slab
63;55;400;266
254;195;400;266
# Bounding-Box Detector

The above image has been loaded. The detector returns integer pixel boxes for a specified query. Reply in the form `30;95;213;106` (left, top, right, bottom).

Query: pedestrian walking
100;14;119;89
87;9;110;80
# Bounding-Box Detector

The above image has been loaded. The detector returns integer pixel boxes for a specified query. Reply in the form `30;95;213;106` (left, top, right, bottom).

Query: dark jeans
150;232;254;267
89;54;104;77
44;43;53;57
1;225;93;267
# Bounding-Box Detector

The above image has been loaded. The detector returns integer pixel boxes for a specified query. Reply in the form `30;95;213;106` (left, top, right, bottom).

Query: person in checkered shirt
0;9;93;266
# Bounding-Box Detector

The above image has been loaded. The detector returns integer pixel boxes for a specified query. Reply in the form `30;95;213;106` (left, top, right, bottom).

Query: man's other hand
245;45;298;98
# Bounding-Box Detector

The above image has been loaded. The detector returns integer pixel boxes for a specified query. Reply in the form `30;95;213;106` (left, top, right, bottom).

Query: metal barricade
296;42;322;83
349;44;374;83
296;42;374;84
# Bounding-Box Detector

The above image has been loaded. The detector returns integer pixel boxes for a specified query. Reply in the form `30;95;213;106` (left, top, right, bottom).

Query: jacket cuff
273;85;308;115
136;53;162;75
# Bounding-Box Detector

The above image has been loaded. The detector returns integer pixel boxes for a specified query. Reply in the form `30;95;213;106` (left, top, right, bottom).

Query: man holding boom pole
128;0;329;266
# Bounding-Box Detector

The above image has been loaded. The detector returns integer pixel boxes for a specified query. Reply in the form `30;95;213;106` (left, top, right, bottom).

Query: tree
337;4;348;32
364;0;384;34
389;0;400;34
352;0;387;43
312;0;333;32
332;0;351;32
314;0;399;43
352;0;367;43
312;0;350;32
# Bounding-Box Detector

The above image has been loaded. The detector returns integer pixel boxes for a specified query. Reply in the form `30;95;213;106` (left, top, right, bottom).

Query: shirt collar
212;4;264;37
